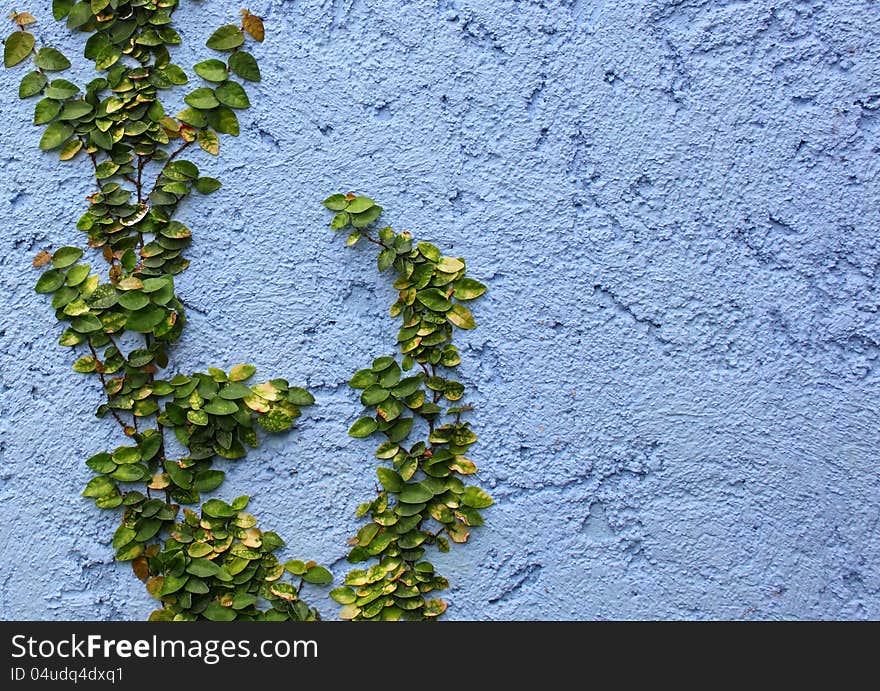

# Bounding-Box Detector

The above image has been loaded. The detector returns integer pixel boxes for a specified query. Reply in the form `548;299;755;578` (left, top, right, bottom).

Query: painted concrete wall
1;0;878;620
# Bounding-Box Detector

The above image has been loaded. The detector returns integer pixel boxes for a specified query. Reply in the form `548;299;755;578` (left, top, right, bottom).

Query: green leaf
376;397;403;422
70;313;101;333
161;64;189;85
399;483;434;503
19;71;47;98
125;306;166;333
330;586;356;605
95;44;120;70
66;2;93;29
228;51;260;82
452;277;487;300
34;47;71;71
372;356;395;372
219;381;252;399
377;467;403;493
330;212;349;230
438;256;465;273
158;573;188;596
416;288;452;312
269;582;298;601
347;196;374;214
378;361;401;387
53;0;75;20
39;122;73;151
202;601;236;621
258;409;292;433
349;417;378;438
193;58;228;82
165;460;193;489
111;525;136;550
111;464;146;482
202;498;235;518
177;107;207;128
377;247;395;271
447;303;476;329
203;398;238;416
113;446;143;468
135;518;162;542
462;486;494;508
352;205;383;228
375;441;399;459
423;598;448;617
302;565;333;585
87;284;118;309
206;25;244;51
232;593;257;610
117;291;149;311
82;475;116;498
66;264;90;287
357;523;380;547
215;80;250;109
166;160;200;179
115;543;143;561
46;79;79;100
187;409;208;426
193;469;225;493
34;98;61;125
386;416;413;442
349;369;377;388
58;100;92;121
184;87;219;110
52;246;83;269
361;385;389;406
206;105;239;135
286;387;314;407
187;558;220;577
417;242;441;262
35;270;66;293
284;559;306;575
195;177;222;194
85;452;115;473
323;194;347;211
4;31;35;68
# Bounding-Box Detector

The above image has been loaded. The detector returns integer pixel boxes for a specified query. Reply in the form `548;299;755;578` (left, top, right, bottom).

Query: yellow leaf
59;139;82;161
198;129;220;155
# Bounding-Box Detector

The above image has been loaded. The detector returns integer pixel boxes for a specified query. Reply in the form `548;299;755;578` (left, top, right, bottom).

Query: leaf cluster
8;6;333;620
324;194;492;620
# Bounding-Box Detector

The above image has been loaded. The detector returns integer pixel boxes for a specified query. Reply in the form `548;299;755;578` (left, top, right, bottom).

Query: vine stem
147;139;194;198
359;229;390;250
86;340;131;433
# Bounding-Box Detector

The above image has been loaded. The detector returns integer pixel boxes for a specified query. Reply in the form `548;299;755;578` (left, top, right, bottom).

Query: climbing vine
4;4;332;620
324;194;492;620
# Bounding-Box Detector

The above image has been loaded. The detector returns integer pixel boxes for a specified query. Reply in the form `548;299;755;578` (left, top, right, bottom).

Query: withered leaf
241;11;265;42
32;250;51;267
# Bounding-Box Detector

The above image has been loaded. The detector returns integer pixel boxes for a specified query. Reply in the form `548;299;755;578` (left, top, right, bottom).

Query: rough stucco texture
0;0;878;621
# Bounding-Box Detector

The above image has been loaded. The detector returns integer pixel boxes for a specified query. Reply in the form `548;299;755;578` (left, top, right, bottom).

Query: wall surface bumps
1;0;878;620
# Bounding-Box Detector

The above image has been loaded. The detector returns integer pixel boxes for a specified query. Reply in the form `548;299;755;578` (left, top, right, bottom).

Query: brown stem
86;341;130;432
359;229;390;249
136;155;145;203
105;332;123;356
79;137;98;173
147;139;193;199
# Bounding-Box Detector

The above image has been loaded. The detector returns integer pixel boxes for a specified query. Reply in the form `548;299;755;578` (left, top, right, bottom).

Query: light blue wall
1;0;878;620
